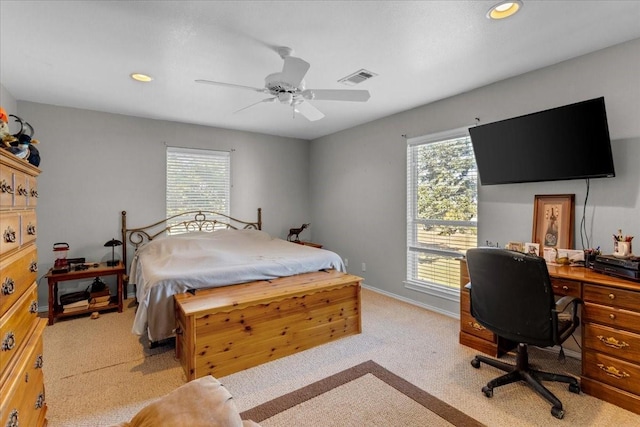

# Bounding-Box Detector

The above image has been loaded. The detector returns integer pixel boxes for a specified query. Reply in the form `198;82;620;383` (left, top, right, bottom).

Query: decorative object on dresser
287;223;309;242
0;149;47;426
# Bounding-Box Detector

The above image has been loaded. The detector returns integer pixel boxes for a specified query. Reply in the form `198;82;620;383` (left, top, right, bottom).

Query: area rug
240;360;485;426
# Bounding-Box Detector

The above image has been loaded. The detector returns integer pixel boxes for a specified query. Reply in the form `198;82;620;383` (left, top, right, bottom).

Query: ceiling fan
195;47;370;121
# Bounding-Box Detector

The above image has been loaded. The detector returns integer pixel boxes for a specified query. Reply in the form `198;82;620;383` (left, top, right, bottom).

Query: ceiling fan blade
281;56;310;87
294;100;325;122
195;79;266;93
233;97;277;114
302;89;370;102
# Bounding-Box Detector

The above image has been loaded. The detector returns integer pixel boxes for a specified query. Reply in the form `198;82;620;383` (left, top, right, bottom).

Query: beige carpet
41;290;640;426
240;360;484;426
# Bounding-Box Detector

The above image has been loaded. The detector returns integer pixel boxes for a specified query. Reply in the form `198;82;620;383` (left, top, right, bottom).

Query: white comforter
129;229;345;342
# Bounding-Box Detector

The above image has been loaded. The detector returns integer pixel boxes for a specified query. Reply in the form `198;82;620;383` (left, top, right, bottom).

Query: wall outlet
362;262;366;272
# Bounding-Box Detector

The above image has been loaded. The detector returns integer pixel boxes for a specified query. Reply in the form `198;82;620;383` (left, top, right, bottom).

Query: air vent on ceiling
338;69;377;86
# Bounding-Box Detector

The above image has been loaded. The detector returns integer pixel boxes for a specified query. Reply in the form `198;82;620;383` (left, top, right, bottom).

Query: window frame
405;127;478;301
166;146;231;234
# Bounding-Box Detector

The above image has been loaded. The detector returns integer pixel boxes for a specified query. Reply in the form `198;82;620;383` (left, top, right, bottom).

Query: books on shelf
63;300;89;313
89;299;111;309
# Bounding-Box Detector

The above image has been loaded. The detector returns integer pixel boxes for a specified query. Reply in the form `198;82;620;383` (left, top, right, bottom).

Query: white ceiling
2;1;640;140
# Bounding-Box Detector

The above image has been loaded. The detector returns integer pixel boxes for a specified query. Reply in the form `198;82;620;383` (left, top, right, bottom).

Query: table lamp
104;238;123;267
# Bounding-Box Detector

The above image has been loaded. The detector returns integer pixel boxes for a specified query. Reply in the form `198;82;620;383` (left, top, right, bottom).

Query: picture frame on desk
532;194;575;250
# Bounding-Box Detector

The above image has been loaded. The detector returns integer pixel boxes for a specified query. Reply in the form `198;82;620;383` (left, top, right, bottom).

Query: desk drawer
584;351;640;396
551;278;581;298
584;322;640;364
583;302;640;334
583;284;640;312
460;310;495;342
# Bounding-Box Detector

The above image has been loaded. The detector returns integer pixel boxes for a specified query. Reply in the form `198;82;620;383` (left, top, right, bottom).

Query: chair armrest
555;295;581;313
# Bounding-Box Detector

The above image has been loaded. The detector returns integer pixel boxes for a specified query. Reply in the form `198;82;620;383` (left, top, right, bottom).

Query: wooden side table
44;262;125;325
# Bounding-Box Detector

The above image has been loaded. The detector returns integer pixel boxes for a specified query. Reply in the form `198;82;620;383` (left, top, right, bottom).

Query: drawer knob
30;261;38;272
6;409;18;427
3;226;16;243
35;354;44;369
2;277;15;295
25;372;29;383
27;222;37;235
31;188;39;198
17;185;28;196
608;293;615;300
468;321;486;331
2;331;16;351
597;363;630;380
0;179;14;195
597;335;629;350
609;313;616;320
562;285;569;291
29;300;39;313
35;392;45;409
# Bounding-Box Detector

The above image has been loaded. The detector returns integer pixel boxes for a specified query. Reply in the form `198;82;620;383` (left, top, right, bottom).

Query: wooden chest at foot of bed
174;270;362;380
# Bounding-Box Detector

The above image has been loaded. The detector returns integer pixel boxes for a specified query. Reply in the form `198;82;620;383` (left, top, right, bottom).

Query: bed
121;209;348;344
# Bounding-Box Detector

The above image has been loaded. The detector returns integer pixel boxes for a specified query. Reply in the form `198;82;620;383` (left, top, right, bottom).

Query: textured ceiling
1;1;640;140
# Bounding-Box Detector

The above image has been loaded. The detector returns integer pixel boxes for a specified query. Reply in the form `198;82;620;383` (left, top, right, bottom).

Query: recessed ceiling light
130;73;153;82
487;1;523;20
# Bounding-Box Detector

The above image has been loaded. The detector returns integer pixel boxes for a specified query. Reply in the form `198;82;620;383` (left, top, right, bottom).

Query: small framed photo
524;242;540;257
507;241;524;252
532;194;575;249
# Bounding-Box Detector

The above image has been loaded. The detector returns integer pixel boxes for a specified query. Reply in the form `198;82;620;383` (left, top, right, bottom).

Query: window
406;128;477;299
166;146;230;233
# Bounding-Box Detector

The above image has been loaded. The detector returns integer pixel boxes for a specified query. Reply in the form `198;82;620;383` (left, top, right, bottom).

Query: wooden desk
45;262;125;325
459;259;640;415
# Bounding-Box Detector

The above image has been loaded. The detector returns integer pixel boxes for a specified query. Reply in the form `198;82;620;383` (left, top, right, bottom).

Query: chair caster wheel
481;386;493;398
569;383;580;394
551;406;564;419
471;358;481;369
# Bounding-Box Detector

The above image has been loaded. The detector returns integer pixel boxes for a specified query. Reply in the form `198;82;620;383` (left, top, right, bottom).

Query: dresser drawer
0;167;14;208
0;320;46;427
460;309;495;342
13;172;30;208
26;174;38;207
583;302;640;334
20;210;37;245
0;245;38;318
584;322;640;364
0;283;39;379
583;284;640;312
583;351;640;396
0;211;20;256
551;278;581;298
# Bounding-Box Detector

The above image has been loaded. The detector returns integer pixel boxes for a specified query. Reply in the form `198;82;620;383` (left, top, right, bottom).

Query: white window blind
166;147;230;233
406;128;478;297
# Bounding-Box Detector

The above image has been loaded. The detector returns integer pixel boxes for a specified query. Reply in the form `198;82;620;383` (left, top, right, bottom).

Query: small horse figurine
287;223;310;242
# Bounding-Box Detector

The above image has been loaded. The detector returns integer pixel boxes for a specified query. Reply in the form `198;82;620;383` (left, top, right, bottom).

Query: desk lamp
104;238;123;267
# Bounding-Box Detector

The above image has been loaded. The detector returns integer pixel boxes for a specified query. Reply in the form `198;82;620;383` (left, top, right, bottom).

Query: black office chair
465;247;582;419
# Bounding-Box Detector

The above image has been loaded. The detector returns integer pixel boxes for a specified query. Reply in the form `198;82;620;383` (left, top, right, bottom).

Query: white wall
1;85;17;114
13;103;310;307
310;38;640;316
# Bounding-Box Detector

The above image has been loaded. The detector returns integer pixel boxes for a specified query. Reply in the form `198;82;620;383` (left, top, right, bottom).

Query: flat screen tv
468;97;615;185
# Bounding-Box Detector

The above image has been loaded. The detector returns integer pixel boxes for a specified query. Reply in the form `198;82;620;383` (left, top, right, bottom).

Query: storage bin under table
174;270;362;380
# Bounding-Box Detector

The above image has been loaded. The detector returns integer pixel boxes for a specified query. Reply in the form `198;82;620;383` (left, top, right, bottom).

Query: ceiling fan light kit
196;46;371;121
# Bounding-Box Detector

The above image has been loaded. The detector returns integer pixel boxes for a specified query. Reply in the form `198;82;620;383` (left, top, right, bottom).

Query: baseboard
361;284;458;319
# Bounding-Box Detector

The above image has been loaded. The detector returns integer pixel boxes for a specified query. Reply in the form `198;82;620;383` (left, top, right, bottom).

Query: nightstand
44;262;125;325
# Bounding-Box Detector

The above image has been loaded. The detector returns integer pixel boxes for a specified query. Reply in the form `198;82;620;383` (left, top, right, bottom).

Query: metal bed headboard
120;208;262;272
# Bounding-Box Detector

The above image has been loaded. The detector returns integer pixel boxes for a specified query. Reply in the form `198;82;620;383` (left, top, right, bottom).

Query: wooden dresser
0;150;48;426
459;258;640;415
